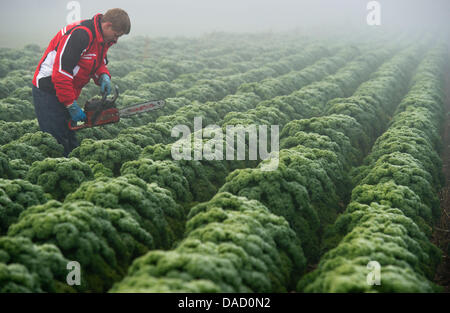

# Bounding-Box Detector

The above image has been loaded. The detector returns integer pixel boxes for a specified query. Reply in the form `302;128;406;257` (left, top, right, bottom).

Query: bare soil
432;69;450;293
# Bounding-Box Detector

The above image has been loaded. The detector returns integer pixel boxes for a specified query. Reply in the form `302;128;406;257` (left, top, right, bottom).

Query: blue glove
99;74;112;95
67;100;86;122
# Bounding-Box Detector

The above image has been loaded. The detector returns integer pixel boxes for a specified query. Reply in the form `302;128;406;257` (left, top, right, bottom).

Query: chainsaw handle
112;85;119;102
100;85;119;103
101;91;107;103
68;119;88;131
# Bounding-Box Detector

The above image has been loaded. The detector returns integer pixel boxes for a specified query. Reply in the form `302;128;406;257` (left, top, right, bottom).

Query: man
32;8;130;156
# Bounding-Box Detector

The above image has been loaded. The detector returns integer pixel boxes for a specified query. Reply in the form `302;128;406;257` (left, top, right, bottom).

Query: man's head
100;8;131;44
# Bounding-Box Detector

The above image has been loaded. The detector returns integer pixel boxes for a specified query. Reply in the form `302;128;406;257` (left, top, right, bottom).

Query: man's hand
99;74;112;95
67;100;86;122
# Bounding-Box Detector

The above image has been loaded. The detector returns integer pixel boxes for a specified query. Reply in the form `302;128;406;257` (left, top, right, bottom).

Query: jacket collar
93;13;115;47
93;13;105;44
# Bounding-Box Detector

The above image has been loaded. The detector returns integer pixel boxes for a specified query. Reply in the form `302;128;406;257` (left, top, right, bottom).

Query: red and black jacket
32;13;114;107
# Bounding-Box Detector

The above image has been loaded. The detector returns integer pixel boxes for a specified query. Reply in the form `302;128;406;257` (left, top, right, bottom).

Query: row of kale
73;42;334;140
68;45;378;179
0;32;310;82
108;44;428;292
0;34;313;121
81;43;410;291
0;42;346;170
84;41;326;105
0;41;325;144
0;42;397;230
297;43;448;292
69;42;392;194
0;41;390;292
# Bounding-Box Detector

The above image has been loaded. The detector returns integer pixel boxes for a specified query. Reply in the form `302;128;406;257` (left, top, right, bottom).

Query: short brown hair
101;8;131;34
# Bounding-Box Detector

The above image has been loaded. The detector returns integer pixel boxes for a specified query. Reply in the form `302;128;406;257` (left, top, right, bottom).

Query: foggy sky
0;0;449;48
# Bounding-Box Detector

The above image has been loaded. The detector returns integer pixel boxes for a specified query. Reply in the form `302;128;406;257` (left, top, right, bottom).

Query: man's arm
52;28;90;107
93;52;111;85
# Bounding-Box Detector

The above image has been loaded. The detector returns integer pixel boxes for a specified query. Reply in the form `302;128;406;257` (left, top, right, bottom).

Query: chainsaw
68;85;165;131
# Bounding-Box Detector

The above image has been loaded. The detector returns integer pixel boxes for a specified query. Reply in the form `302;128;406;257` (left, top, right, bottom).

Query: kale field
0;31;449;293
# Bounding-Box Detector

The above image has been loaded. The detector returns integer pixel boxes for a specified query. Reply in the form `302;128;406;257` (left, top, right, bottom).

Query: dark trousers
32;85;79;157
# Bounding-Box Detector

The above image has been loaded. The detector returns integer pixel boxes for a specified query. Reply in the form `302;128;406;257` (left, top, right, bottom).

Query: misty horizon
0;0;449;49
